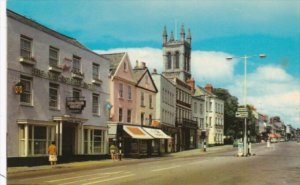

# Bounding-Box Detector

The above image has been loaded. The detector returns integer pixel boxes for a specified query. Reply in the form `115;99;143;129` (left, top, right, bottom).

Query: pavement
7;145;234;178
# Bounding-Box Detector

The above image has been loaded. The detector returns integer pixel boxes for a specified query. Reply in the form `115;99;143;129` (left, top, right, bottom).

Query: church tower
162;24;192;82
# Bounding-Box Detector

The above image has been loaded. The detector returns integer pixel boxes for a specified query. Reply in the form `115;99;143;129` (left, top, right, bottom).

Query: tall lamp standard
227;54;266;156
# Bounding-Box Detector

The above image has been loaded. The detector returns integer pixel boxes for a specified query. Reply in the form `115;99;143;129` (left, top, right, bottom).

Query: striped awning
123;125;153;139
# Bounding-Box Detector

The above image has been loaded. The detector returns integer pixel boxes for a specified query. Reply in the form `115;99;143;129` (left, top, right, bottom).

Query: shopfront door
62;124;76;156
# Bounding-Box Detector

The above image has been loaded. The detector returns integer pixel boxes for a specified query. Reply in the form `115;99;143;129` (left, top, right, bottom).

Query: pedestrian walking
203;141;207;152
110;144;117;160
48;141;57;168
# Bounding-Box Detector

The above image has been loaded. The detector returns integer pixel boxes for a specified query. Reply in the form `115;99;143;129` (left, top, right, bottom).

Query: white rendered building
7;10;110;166
195;84;224;145
151;70;177;152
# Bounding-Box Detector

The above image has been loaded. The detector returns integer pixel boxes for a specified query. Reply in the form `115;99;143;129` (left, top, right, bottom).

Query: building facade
103;53;170;157
151;69;177;152
161;25;197;151
133;61;157;126
103;52;137;125
7;10;110;166
195;84;224;145
192;95;206;148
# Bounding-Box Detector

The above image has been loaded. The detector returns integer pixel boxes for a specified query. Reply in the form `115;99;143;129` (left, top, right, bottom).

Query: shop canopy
269;133;281;138
123;125;153;139
143;127;172;139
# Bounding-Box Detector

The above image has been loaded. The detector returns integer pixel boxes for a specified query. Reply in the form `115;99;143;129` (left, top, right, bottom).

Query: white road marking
59;175;111;185
104;171;127;175
21;172;76;180
46;171;124;182
151;165;181;172
82;174;136;185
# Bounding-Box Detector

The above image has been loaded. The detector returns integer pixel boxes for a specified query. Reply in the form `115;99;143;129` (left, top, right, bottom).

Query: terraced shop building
7;10;110;166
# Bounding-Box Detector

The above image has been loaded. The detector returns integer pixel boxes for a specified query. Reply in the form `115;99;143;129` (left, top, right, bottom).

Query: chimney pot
205;84;213;93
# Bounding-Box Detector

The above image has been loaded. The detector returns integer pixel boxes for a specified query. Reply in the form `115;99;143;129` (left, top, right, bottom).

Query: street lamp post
227;54;266;156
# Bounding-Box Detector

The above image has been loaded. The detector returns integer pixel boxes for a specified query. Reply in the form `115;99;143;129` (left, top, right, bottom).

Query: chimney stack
205;84;213;93
135;60;146;69
140;62;146;69
186;78;195;95
135;60;139;68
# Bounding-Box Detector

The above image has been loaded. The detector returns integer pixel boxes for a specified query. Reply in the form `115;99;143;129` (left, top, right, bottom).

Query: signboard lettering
32;68;95;90
66;97;86;113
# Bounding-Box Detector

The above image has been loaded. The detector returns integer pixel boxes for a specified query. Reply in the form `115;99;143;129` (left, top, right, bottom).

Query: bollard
248;143;252;156
237;142;243;157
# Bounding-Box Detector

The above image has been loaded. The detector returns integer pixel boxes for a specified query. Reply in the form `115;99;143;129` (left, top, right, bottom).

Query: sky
7;0;300;128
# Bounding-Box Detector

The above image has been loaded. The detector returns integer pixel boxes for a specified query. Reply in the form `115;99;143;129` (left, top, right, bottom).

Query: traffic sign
235;111;248;118
237;107;248;112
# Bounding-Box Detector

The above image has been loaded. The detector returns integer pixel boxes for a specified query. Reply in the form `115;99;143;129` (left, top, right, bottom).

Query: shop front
176;118;198;151
155;122;177;153
108;123;171;158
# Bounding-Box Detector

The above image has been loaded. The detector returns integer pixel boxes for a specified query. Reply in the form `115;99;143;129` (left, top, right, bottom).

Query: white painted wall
7;14;110;157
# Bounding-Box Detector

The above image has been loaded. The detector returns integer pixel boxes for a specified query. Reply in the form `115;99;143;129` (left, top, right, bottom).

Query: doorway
62;123;76;156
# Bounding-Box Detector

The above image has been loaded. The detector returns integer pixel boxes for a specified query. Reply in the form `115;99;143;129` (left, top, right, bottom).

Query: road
8;142;300;185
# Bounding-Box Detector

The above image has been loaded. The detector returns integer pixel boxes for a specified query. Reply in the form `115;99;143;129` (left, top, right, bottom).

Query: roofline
7;9;108;61
99;52;126;64
134;68;158;93
151;73;176;87
99;52;127;56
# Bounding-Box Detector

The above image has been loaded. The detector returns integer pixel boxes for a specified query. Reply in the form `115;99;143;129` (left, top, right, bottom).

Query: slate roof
132;68;146;82
194;85;216;97
100;52;126;76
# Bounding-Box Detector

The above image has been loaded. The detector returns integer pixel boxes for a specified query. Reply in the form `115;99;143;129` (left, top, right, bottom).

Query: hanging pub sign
15;82;24;94
66;97;86;113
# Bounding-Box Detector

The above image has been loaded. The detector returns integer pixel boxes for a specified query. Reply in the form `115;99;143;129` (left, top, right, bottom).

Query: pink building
102;52;137;124
101;53;170;158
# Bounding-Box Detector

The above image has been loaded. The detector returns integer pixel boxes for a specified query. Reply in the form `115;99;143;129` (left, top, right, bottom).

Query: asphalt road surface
8;142;300;185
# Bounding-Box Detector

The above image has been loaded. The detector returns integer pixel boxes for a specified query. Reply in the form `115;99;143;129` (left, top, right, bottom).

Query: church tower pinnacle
180;24;185;41
162;26;168;45
162;24;192;82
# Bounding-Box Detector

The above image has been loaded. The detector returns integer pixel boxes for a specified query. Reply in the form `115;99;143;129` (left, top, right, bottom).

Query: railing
71;69;84;80
176;118;198;129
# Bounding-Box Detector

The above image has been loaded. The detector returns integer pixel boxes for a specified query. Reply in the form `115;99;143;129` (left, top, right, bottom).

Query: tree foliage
213;88;242;139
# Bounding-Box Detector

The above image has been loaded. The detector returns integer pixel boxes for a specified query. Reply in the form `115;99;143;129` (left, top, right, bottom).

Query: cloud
191;51;235;84
227;65;300;128
96;48;234;85
96;47;163;72
253;65;292;82
96;47;300;128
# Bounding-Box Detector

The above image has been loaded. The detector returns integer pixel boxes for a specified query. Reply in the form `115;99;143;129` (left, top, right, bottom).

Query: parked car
271;138;279;143
233;139;241;147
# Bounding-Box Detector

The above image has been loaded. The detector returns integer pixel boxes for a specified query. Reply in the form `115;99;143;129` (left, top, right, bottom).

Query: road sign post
235;111;248;118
